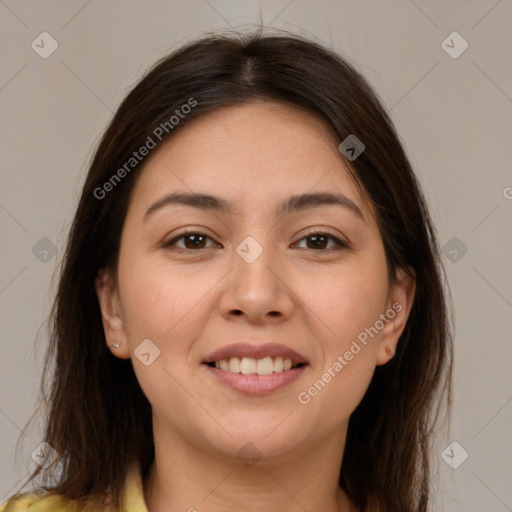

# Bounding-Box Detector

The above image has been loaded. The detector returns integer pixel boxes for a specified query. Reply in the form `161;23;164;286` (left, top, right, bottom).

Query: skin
96;101;415;512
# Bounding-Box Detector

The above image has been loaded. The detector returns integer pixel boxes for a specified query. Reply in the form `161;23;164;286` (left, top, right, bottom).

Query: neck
142;424;358;512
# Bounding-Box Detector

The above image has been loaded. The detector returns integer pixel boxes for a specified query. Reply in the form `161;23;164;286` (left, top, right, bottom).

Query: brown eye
294;232;349;251
164;231;218;250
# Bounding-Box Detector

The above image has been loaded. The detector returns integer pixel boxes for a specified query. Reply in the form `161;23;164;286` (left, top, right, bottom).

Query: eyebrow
143;191;364;221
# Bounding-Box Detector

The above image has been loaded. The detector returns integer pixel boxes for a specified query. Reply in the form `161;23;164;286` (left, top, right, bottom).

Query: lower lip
204;364;307;395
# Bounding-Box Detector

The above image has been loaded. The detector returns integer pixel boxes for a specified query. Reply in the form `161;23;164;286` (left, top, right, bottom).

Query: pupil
309;235;326;249
186;235;204;248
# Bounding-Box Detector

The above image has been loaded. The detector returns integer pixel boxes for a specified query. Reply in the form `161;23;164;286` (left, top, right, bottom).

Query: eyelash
163;229;349;252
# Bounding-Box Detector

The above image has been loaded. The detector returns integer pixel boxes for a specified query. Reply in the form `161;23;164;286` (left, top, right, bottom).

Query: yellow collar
0;461;149;512
123;459;149;511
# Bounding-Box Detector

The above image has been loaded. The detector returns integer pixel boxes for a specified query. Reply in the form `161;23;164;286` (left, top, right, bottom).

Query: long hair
3;29;452;512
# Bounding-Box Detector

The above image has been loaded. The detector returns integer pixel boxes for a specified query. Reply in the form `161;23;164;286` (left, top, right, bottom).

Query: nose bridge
221;231;294;320
233;233;279;290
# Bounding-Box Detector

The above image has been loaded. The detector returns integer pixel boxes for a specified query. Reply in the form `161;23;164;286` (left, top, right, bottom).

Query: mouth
201;343;309;395
205;356;306;375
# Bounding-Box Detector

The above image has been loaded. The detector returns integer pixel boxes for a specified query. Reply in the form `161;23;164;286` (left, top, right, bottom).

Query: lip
202;343;309;365
204;364;307;395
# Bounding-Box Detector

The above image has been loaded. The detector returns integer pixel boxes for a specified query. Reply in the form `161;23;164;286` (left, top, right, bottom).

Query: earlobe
95;269;130;359
376;267;416;366
384;345;395;358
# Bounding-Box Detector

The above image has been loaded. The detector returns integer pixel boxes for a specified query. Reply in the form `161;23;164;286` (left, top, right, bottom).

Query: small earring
111;342;120;349
385;346;395;357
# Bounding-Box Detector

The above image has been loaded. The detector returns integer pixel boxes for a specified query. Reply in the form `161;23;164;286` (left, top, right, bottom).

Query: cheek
116;256;220;415
117;251;205;338
296;319;377;428
295;250;388;412
303;256;389;346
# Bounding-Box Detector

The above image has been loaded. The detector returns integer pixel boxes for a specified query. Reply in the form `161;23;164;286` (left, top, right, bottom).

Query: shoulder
0;493;78;512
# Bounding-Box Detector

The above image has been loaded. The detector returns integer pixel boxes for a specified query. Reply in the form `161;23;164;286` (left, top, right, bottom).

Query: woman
1;29;453;512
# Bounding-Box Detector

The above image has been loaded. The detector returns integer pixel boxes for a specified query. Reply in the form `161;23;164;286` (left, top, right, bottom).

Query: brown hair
4;28;452;512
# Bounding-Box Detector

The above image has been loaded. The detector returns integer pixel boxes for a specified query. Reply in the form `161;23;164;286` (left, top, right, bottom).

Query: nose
218;235;295;325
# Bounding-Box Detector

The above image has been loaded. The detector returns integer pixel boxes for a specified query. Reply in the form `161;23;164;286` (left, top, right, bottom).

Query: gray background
1;1;511;510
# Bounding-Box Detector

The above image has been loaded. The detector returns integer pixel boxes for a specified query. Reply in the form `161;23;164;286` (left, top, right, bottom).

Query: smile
206;356;304;375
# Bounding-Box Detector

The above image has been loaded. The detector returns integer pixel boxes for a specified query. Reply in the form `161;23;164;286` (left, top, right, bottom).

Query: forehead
129;101;372;220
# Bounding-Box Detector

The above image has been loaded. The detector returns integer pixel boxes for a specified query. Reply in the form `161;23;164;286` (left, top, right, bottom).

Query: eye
162;229;349;252
293;231;349;251
163;230;220;250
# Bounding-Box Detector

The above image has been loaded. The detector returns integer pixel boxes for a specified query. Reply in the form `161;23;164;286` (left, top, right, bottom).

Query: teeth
229;357;241;373
213;356;299;375
256;356;274;375
240;357;256;375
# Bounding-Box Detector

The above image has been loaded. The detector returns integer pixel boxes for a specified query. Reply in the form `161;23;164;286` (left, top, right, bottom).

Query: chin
204;416;307;461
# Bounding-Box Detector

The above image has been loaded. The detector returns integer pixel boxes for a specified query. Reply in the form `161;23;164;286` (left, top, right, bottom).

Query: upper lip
203;343;309;365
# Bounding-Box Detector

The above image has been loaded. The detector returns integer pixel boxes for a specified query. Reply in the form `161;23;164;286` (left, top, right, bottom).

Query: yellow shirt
0;460;148;511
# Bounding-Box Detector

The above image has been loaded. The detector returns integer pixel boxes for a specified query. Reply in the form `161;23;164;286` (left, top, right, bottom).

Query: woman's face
97;101;414;462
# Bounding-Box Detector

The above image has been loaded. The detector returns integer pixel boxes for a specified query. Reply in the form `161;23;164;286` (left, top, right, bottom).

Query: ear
95;268;130;359
376;267;416;366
